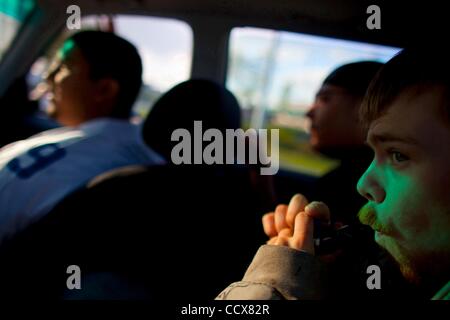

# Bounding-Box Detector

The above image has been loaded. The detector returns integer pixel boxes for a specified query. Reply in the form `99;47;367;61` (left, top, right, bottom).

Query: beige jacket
217;245;328;300
217;245;449;300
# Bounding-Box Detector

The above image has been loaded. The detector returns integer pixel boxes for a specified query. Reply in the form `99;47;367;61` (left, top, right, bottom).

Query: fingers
278;228;292;238
275;236;289;246
262;204;290;238
288;202;330;254
304;201;330;223
263;194;309;238
292;212;315;254
264;199;331;256
274;204;289;233
267;227;292;245
286;194;309;228
273;228;289;245
262;212;276;238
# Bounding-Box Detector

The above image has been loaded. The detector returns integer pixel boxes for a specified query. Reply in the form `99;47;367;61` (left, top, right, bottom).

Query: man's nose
357;160;386;203
306;105;316;119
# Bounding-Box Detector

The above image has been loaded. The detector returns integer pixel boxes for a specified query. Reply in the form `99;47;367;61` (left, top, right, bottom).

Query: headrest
142;79;242;160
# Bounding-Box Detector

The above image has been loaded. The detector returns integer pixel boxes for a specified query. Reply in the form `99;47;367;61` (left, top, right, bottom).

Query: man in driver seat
0;31;163;244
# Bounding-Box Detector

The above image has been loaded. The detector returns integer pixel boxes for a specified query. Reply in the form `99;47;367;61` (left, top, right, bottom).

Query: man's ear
94;78;120;104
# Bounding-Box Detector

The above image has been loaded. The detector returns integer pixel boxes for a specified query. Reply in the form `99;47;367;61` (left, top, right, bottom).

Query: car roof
37;0;445;46
0;0;446;96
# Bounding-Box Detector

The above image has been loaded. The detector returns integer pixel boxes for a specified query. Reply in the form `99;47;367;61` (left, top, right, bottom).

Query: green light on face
357;204;377;228
57;39;76;60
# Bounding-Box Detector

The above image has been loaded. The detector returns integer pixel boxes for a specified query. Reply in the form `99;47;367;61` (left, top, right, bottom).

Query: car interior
0;0;446;300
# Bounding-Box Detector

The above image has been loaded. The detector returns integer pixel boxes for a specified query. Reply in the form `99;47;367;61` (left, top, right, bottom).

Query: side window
113;16;192;121
227;27;400;176
27;15;193;122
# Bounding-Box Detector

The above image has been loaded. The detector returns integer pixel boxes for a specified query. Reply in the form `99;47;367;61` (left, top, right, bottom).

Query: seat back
0;164;267;300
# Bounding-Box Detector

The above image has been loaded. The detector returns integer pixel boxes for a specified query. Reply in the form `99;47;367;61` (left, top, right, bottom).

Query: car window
27;14;193;122
227;27;401;176
113;15;193;121
0;0;36;62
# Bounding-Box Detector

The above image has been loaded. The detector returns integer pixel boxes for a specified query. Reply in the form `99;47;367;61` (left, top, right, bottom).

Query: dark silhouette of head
142;79;241;161
306;61;383;152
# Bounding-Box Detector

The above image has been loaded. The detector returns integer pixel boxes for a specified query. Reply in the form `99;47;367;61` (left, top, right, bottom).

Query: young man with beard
217;46;450;300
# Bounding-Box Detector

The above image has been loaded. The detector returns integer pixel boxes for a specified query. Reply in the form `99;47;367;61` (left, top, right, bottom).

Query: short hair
67;30;142;118
323;61;384;97
360;47;450;130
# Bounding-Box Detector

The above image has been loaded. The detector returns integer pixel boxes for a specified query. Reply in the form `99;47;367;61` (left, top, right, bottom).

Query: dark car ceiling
64;0;447;48
0;0;446;96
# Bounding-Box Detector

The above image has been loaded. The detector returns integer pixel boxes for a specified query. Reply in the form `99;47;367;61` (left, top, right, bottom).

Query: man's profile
0;31;163;244
218;46;450;300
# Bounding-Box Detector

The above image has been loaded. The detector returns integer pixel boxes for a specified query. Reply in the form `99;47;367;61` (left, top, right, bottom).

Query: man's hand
262;194;330;255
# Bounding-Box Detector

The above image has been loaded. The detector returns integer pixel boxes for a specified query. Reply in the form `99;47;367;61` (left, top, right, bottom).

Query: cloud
139;49;191;92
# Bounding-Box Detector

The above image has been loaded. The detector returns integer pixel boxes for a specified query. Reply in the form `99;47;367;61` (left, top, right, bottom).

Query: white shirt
0;118;164;244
